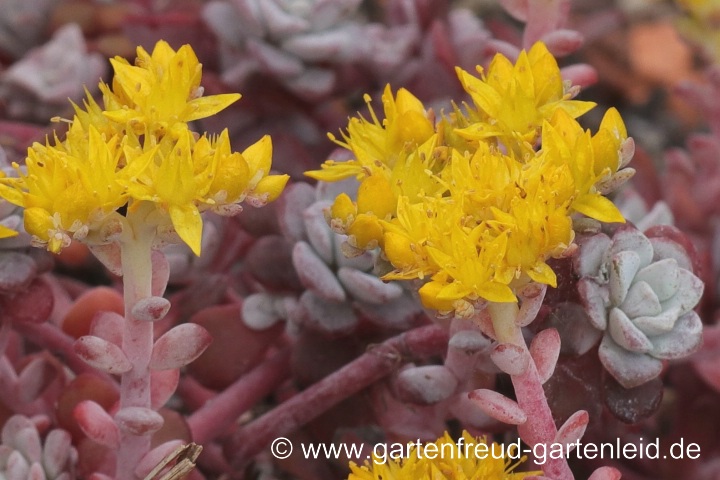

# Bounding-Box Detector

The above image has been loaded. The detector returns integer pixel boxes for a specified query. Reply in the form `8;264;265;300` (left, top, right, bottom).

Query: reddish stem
228;324;449;469
188;348;291;445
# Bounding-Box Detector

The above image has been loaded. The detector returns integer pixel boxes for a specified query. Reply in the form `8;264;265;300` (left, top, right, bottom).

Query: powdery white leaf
42;430;73;479
468;389;527;425
598;335;662;389
337;267;403;304
490;343;529;376
150;323;212;371
114;407;164;436
135;440;184;479
554;410;589;451
396;366;458;405
530;328;561;383
73;336;132;374
131;296;171;323
292;241;346;302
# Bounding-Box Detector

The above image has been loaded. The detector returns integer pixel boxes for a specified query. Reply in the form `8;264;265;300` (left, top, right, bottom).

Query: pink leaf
468;389;527;425
151;251;170;297
554;410;589;451
114;407;164;436
540;29;584;57
516;283;547;326
42;430;73;479
151;369;180;409
588;466;622;480
131;296;171;322
74;336;132;374
89;243;122;276
530;328;561;384
490;343;529;376
73;400;120;448
90;311;124;346
292;241;346;301
150;324;212;370
135;440;185;479
17;357;55;404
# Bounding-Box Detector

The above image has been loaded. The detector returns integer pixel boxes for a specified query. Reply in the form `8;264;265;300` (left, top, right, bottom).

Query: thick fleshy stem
115;204;157;480
229;324;449;469
487;301;574;480
188;347;291;445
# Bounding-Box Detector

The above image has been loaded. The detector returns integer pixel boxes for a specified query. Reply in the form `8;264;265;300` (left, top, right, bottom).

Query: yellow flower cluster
307;42;632;315
0;41;288;254
348;431;540;480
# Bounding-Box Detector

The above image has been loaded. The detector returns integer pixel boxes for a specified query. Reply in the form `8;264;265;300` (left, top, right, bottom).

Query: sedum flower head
308;42;634;317
0;40;289;255
348;431;539;480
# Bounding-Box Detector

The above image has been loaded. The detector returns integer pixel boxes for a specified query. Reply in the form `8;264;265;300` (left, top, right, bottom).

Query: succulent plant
0;415;77;480
242;180;425;335
202;0;415;99
0;0;56;60
0;24;106;121
574;225;704;388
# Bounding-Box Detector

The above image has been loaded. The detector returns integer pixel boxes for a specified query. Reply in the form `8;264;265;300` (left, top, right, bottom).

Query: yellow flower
0;40;287;255
101;41;241;136
455;42;595;151
348;431;540;480
305;85;434;182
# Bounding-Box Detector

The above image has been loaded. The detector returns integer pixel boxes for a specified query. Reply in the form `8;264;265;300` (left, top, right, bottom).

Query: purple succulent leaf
0;252;37;292
73;336;132;374
632;307;681;336
596;168;636;195
396;365;458;405
598;335;663;388
114;407;164;436
515;282;546;327
202;2;246;48
135;440;185;479
490;343;529;376
151;251;170;297
574;233;611;278
28;463;45;480
242;293;285;330
618;281;662;318
353;293;423;329
73;400;120;448
151;369;180;410
588;466;622;480
7;423;41;463
577;278;609;330
277;183;315;241
292;241;346;301
283;67;335;99
294;291;358;334
17;357;54;404
89;311;124;347
258;0;311;37
540;29;584;57
231;0;267;37
468;389;527;425
659;268;704;316
5;451;29;480
302;201;335;264
310;0;362;30
609;227;654;269
41;430;73;479
131;296;171;323
633;258;679;301
448;9;490;69
554;410;589;451
608;250;641;305
500;0;530;21
88;243;123;276
447;394;497;430
530;328;561;384
649;311;703;360
247;39;303;76
334;237;374;270
337;267;403;304
608;308;653;353
149;323;213;371
282;27;365;62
